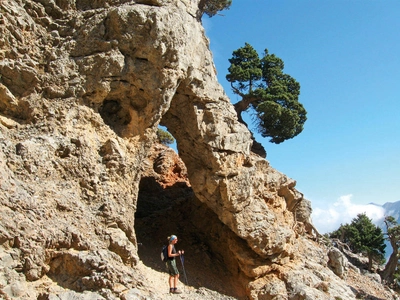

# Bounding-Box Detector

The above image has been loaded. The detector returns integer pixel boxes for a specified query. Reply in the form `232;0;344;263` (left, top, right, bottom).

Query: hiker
166;235;184;294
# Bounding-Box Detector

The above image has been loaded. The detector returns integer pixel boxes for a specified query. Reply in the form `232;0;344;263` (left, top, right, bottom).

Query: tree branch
233;95;256;125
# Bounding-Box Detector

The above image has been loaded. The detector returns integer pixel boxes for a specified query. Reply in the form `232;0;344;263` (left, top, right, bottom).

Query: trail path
136;261;237;299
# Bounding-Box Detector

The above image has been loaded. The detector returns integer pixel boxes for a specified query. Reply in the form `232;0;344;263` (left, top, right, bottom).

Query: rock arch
0;0;349;298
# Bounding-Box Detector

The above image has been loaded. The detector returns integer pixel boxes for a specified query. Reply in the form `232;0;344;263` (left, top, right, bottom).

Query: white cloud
311;194;386;234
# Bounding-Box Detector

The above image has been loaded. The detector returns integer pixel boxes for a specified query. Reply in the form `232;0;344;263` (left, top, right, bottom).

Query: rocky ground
345;268;398;300
135;248;399;300
136;261;236;300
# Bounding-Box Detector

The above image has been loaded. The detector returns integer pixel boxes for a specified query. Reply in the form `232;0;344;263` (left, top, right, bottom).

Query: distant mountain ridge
371;200;400;224
382;201;400;222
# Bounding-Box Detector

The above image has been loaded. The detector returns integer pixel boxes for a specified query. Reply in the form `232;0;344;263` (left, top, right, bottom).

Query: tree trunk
233;97;266;158
380;243;398;283
197;0;207;19
233;97;252;126
367;253;373;272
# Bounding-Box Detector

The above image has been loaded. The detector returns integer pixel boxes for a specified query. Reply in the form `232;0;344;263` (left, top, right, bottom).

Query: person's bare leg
174;274;180;288
169;275;174;292
173;274;182;293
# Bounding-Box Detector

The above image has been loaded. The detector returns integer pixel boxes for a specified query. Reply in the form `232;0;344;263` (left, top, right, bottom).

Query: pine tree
157;128;174;145
226;43;307;148
346;213;386;271
198;0;232;18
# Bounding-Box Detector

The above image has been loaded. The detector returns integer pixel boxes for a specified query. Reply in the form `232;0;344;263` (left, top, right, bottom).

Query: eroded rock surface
0;0;393;299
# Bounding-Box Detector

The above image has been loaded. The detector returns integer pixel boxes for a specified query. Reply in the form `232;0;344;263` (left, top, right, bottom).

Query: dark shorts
166;259;179;276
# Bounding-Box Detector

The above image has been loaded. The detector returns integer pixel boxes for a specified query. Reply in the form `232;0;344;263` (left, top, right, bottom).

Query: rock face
0;0;386;299
328;247;349;279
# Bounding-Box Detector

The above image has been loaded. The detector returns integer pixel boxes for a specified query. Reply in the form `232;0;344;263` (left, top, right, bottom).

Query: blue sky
202;0;400;233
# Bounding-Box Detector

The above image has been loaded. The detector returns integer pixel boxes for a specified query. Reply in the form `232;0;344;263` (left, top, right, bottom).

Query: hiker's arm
168;245;180;257
167;245;173;257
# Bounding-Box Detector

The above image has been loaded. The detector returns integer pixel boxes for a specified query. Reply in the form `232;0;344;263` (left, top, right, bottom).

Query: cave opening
133;82;246;298
99;99;131;136
133;142;244;298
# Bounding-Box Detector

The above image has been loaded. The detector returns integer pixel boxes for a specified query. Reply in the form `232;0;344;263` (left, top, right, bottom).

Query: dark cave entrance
133;146;244;298
99;99;132;137
133;84;246;297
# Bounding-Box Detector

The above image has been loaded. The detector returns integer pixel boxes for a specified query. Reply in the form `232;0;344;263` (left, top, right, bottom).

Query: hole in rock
134;152;245;298
99;100;131;136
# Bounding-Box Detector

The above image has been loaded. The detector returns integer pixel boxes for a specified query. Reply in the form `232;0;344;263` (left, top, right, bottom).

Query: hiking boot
173;289;182;294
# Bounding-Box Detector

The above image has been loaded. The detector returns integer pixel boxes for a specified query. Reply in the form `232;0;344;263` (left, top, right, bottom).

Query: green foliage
157;128;175;145
199;0;232;18
330;213;385;271
347;213;385;260
329;223;352;244
226;43;262;92
226;43;307;144
393;269;400;286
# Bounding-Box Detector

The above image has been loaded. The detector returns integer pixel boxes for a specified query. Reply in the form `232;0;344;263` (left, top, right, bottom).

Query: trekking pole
179;254;188;286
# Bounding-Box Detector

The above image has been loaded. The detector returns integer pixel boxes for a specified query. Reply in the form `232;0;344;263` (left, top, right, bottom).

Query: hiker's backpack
161;245;168;262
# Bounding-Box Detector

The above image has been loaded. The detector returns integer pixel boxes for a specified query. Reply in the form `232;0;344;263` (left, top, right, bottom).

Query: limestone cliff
0;1;391;299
